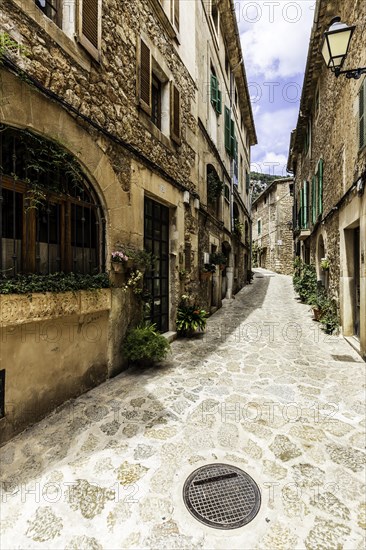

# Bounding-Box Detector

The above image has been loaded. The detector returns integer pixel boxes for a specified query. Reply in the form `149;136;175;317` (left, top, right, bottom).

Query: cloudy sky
237;1;315;175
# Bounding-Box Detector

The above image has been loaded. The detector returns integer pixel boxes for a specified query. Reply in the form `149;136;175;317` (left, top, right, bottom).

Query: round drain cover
183;463;261;530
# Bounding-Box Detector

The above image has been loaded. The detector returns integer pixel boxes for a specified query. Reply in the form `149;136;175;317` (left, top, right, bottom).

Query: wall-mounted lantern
322;17;366;79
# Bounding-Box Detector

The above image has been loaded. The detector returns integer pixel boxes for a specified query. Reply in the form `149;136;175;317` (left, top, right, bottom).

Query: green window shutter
312;175;316;223
234;137;238;179
230;119;235;158
246;171;250;193
224;107;231;153
300;187;303;228
318;159;323;215
217;89;222;114
210;74;218;108
303;180;307;228
359;82;365;149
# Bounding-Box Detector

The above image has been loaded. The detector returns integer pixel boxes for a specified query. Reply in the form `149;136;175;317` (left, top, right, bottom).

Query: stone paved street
1;269;365;549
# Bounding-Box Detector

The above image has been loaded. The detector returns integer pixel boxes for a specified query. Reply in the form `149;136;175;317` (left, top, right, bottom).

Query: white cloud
238;1;315;79
251;107;299;174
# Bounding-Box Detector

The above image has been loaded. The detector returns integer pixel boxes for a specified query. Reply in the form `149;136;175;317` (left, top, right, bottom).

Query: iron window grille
0;126;106;276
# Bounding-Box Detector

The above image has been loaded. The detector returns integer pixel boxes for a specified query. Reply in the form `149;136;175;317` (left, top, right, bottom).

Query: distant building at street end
251;178;294;275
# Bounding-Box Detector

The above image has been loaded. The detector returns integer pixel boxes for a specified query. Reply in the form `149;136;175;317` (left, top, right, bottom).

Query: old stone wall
252;179;293;274
1;0;197;192
290;0;366;357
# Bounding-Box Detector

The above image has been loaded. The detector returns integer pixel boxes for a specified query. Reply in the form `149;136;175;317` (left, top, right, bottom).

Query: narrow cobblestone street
1;270;365;549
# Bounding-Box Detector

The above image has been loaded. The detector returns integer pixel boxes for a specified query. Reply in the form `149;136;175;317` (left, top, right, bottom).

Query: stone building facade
251;178;294;275
0;0;256;442
288;0;366;359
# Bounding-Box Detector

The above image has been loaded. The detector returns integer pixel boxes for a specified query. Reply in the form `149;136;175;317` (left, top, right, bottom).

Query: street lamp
322;17;366;79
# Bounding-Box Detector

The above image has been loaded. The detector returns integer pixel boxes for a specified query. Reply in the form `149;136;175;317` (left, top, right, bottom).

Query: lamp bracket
334;67;366;79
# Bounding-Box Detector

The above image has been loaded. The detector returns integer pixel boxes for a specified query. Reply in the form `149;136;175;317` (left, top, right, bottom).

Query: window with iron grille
0;127;105;276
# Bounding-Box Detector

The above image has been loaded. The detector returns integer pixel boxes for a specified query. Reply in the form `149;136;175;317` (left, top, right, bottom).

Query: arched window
206;164;222;216
0;126;105;276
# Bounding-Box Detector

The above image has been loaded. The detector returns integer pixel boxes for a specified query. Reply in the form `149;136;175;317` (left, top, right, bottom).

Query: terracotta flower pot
200;271;212;281
312;307;322;321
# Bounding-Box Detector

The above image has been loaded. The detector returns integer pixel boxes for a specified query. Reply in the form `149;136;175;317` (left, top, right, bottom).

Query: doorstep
344;335;364;361
163;331;177;343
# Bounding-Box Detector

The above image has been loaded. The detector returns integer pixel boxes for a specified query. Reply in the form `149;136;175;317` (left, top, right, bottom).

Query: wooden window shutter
318;159;323;215
224;107;231;153
230;119;235;158
78;0;101;60
139;39;152;115
359;82;365;149
170;83;181;144
210;74;218;108
303;180;307;228
173;0;180;31
217;89;222;114
234;138;238;179
299;187;303;228
312;175;316;223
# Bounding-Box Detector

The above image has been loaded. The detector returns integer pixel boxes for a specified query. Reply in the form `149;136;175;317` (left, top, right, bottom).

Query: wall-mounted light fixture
322;17;366;79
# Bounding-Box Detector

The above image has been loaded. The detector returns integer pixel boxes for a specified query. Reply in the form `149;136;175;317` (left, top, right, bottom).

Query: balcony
295;206;311;240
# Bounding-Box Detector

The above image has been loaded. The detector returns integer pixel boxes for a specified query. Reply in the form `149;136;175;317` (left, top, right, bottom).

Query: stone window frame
257;218;262;236
11;0;92;71
210;0;219;35
34;0;62;28
152;0;180;41
137;34;181;146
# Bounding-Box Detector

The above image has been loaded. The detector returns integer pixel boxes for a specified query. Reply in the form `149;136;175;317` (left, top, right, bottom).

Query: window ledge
138;110;175;151
150;0;178;41
0;288;111;327
11;0;92;72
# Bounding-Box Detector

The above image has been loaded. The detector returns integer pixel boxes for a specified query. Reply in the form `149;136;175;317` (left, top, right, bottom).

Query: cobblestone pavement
1;269;365;549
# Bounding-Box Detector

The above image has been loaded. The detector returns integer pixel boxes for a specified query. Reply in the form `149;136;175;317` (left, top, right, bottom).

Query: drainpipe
226;67;235;299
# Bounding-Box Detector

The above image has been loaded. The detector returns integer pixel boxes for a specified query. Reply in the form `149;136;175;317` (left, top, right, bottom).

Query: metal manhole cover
183;463;261;529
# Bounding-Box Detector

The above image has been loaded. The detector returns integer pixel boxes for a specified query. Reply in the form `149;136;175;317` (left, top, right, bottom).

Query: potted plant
207;172;224;203
320;257;330;271
125;247;155;272
122;322;170;366
176;295;208;337
309;285;328;321
234;218;244;238
111;251;129;273
200;263;216;281
210;252;227;270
